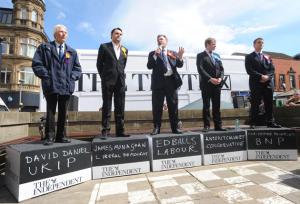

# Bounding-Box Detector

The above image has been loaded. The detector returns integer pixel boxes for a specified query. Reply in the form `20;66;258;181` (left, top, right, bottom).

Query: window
279;74;286;91
0;66;11;84
0;37;14;55
19;67;37;85
19;38;38;58
20;8;27;19
289;74;296;89
31;10;37;22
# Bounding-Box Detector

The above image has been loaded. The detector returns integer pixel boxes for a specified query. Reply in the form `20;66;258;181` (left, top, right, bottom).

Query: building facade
0;0;48;111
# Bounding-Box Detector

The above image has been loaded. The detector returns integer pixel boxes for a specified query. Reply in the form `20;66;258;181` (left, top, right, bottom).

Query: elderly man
32;24;82;145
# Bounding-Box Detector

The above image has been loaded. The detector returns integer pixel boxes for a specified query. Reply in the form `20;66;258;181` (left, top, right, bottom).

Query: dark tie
258;53;263;61
161;49;168;67
210;52;216;65
58;44;64;60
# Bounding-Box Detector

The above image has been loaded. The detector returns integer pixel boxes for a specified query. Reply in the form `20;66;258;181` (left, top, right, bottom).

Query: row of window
0;67;38;85
20;8;38;23
276;74;298;90
1;37;39;58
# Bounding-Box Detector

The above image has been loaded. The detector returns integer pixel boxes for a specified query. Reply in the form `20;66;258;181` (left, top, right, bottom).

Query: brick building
0;0;48;111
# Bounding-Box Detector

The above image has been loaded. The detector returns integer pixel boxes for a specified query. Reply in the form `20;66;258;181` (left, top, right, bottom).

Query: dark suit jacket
196;51;224;90
96;42;128;89
32;41;82;95
245;52;274;89
147;50;183;90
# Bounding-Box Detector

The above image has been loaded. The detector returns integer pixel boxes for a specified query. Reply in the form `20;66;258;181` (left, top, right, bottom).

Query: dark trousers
201;85;222;128
101;78;125;135
152;76;179;131
250;84;274;125
45;94;70;140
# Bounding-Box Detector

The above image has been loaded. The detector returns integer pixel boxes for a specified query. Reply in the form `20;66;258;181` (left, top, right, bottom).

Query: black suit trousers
152;76;179;130
201;85;222;128
250;83;274;125
101;77;125;135
45;94;70;140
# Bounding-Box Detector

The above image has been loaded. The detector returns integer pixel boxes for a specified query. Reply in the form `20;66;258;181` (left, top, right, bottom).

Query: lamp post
19;79;24;111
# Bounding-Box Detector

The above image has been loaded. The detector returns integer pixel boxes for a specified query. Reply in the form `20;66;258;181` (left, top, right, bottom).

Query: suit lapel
204;51;215;68
108;42;118;61
50;41;59;61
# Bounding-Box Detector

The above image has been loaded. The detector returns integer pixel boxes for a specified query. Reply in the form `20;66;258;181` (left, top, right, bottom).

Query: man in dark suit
96;28;129;137
245;38;281;128
147;34;184;135
32;24;82;145
196;37;225;132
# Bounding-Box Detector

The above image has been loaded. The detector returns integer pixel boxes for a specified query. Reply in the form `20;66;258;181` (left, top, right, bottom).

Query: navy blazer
147;50;183;90
196;51;224;90
245;52;274;89
32;41;82;95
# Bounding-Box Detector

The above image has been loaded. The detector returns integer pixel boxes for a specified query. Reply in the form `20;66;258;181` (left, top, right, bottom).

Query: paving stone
174;175;199;184
282;191;300;204
153;185;186;200
213;170;240;178
127;181;152;192
244;173;275;184
202;179;229;188
239;184;277;199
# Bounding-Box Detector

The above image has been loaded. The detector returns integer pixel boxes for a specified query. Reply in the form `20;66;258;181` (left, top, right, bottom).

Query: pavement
0;158;300;204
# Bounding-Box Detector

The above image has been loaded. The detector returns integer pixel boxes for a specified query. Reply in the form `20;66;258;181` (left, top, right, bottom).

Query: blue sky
1;0;300;56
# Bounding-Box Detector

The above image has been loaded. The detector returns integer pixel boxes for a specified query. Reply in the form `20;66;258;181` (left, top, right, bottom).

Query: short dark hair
111;27;122;37
157;34;168;41
253;37;264;45
204;37;216;48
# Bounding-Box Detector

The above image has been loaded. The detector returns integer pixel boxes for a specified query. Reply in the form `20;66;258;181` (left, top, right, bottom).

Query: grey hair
53;24;68;36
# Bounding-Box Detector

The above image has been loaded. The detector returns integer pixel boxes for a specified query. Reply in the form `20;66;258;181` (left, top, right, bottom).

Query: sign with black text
202;130;247;165
150;133;202;171
5;139;91;202
92;136;150;179
247;128;297;160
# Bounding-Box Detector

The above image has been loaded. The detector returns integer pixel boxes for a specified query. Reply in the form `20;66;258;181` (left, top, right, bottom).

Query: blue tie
210;52;216;65
161;49;168;67
58;44;64;60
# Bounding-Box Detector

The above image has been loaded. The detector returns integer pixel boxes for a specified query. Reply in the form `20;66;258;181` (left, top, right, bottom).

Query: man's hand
259;75;269;83
155;47;161;56
209;78;221;85
178;47;184;60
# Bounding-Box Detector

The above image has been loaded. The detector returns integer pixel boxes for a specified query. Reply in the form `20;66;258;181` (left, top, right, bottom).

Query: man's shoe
215;127;226;131
117;133;130;137
151;127;160;135
55;137;71;143
267;123;282;128
43;138;53;146
172;129;182;134
202;126;210;132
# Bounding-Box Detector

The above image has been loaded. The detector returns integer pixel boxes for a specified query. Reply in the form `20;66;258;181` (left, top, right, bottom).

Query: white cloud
56;11;66;20
77;21;96;36
108;0;300;55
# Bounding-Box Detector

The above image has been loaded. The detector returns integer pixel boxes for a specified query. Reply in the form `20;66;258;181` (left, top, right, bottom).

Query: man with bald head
32;24;82;145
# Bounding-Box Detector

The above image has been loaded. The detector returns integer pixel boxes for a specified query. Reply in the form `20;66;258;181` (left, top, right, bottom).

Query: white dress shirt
55;42;65;55
112;42;121;60
153;47;173;76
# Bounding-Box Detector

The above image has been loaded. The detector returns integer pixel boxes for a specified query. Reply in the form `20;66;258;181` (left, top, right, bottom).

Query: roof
0;8;13;25
232;51;293;60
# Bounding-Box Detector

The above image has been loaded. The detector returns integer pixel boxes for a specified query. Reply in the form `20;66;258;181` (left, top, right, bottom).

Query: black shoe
172;129;182;134
117;133;130;137
55;137;71;143
215;127;226;131
151;127;160;135
202;126;210;132
43;138;54;146
267;123;282;128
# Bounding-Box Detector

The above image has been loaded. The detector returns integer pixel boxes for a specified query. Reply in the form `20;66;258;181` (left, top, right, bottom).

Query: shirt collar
55;41;65;49
205;49;213;55
112;42;121;49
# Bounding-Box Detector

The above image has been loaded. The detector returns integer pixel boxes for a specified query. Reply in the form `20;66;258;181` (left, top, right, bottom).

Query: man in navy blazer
32;24;82;145
197;37;225;132
97;28;129;137
147;34;184;135
245;38;281;128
